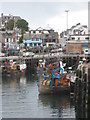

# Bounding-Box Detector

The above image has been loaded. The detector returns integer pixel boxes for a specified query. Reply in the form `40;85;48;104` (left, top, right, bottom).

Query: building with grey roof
0;13;21;30
23;27;59;48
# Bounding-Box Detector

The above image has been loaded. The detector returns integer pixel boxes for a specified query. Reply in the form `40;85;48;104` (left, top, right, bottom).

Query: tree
19;32;24;44
18;32;24;49
16;19;29;33
5;19;14;30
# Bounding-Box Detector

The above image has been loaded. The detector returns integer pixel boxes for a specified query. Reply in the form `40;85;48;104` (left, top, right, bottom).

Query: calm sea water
2;69;89;118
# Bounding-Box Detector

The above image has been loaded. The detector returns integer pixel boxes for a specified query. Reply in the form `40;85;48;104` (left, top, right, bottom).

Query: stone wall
68;43;81;53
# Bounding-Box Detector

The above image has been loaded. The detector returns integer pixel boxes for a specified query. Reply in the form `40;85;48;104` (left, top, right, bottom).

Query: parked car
23;52;35;57
0;52;5;57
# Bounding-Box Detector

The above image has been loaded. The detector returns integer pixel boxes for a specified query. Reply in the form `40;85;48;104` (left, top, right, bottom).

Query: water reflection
39;94;70;108
38;94;75;118
2;68;89;118
2;70;75;118
20;76;26;85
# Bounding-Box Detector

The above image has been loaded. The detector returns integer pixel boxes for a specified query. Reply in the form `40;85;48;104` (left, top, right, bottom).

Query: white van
23;52;35;57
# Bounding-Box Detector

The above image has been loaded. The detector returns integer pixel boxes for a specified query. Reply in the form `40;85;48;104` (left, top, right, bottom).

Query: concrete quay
0;54;90;68
0;54;90;61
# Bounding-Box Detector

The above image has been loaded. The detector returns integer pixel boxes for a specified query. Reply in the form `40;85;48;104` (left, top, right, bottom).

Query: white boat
19;63;27;71
16;60;27;72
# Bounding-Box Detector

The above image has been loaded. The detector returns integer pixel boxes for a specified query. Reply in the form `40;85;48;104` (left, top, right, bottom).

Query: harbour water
2;68;89;118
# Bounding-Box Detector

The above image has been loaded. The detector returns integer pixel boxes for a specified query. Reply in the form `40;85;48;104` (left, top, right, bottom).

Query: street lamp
65;10;69;54
65;10;69;30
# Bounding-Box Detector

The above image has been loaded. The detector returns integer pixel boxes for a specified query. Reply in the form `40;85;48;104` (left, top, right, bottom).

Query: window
49;39;51;42
33;31;36;33
36;38;39;41
72;37;75;40
85;37;89;40
45;39;48;42
49;44;52;47
7;38;8;42
53;39;55;42
38;43;41;46
34;43;37;46
30;43;32;47
32;38;34;41
78;37;80;40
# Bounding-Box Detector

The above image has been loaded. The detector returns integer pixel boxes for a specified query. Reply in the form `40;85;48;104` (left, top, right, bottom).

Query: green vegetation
19;32;24;44
5;18;29;32
5;19;14;30
16;19;29;33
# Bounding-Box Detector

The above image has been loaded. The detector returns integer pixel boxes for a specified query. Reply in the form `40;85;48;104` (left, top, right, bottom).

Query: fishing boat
2;59;27;76
38;82;70;94
37;62;70;94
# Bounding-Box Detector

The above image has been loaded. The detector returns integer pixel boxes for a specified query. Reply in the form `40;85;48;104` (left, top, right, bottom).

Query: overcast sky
0;1;89;33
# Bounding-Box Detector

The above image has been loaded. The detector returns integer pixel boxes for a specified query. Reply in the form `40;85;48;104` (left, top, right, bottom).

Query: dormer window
33;31;36;33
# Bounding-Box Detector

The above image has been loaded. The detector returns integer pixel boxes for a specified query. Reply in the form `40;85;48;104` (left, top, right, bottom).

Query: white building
0;29;21;50
0;13;22;50
60;23;88;48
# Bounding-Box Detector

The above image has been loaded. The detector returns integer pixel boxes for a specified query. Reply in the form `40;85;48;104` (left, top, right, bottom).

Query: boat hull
38;84;70;95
